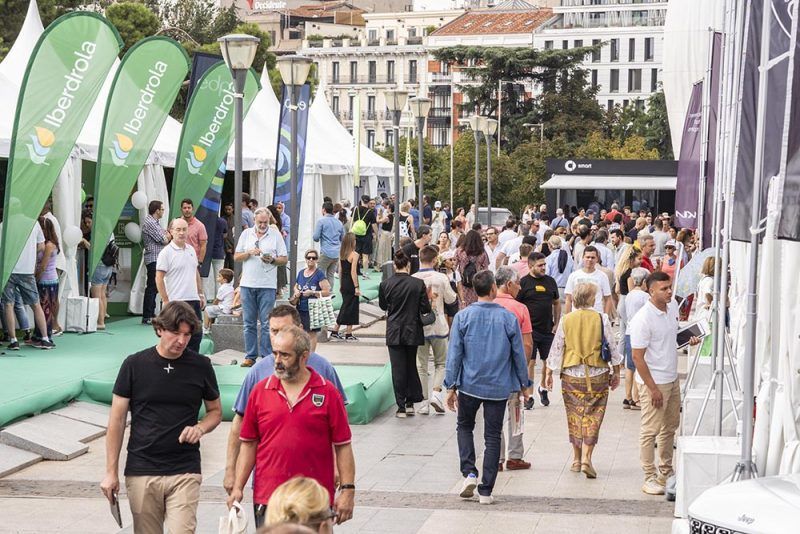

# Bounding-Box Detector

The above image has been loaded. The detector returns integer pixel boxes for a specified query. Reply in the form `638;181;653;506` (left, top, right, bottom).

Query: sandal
629;400;642;411
570;461;581;472
581;462;597;479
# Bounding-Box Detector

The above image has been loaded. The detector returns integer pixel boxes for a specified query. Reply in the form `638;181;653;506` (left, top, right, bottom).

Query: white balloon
131;191;148;210
63;225;83;248
124;222;142;244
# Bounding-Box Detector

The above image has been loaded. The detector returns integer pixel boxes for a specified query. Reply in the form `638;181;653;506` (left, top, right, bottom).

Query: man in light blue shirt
313;201;345;289
545;236;574;299
444;270;530;505
223;305;347;493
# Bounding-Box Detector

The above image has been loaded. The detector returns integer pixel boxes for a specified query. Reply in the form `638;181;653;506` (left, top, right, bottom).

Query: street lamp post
276;54;313;286
409;97;431;207
464;116;483;226
386;89;409;249
523;122;545;145
218;33;260;282
480;118;498;228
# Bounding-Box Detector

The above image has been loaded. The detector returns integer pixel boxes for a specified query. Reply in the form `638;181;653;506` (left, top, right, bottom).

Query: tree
434;45;604;152
0;0;89;62
106;2;161;53
603;90;673;160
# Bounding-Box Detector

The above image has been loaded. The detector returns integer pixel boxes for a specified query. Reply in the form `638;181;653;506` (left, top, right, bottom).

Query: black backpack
461;257;478;289
101;240;119;267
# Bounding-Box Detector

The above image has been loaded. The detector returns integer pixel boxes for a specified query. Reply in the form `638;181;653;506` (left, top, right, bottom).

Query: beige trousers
416;337;448;398
126;473;202;534
638;379;681;481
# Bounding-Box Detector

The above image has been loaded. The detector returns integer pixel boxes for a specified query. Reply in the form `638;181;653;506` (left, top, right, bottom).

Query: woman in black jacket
379;249;433;418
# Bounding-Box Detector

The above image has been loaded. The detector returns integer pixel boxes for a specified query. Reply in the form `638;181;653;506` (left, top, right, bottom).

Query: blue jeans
241;287;276;361
456;392;506;497
1;291;30;333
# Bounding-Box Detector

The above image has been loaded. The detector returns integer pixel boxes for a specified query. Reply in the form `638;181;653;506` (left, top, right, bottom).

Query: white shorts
205;305;227;318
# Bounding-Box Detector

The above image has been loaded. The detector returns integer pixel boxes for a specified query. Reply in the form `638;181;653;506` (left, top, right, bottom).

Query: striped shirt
142;215;167;264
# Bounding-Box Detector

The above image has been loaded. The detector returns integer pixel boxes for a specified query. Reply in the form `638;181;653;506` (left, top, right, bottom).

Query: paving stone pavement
0;320;678;533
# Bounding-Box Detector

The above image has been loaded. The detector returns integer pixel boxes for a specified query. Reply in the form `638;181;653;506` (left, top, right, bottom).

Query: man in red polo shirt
638;234;656;272
227;326;354;528
493;266;533;471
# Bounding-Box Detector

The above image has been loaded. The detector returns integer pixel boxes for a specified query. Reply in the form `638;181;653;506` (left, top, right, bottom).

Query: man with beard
227;326;354;528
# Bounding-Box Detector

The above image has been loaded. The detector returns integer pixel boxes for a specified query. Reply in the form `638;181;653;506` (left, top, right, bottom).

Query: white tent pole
697;28;714;252
734;0;777;481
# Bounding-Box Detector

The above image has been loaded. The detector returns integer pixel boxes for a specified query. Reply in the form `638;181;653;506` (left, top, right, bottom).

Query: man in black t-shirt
101;301;221;533
401;225;432;274
352;195;378;277
516;252;561;409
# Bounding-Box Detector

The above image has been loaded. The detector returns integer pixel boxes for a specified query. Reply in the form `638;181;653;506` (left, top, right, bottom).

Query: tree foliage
106;2;161;53
0;0;89;62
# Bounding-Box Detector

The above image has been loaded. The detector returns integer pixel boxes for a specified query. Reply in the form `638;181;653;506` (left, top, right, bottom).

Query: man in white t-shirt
563;246;612;315
494;223;530;270
1;222;52;350
156;218;205;353
235;207;288;367
497;219;517;246
628;271;700;496
484;227;503;274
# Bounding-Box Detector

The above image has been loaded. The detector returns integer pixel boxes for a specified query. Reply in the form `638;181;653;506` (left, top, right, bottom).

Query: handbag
218;501;247;534
309;296;337;330
598;312;612;363
420;310;436;326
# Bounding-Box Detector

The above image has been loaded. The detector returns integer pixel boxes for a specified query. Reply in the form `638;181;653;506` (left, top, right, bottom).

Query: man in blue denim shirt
313;202;345;289
444;270;530;505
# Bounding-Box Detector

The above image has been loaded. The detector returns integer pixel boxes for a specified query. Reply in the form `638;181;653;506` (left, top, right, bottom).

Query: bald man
156;218;205;352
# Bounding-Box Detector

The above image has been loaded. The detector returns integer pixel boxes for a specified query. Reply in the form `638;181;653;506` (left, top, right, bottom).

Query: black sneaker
141;318;152;325
7;340;20;351
34;339;55;350
524;396;534;410
329;332;344;341
344;334;359;342
405;402;415;416
538;387;550;407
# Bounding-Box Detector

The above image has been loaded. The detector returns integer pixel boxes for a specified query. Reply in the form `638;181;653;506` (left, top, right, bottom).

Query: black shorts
298;309;320;333
532;330;555;360
355;234;373;255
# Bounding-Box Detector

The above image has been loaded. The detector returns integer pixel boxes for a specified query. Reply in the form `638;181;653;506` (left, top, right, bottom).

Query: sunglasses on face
306;256;318;260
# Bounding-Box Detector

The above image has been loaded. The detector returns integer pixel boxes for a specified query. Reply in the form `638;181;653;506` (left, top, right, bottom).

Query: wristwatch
339;484;355;491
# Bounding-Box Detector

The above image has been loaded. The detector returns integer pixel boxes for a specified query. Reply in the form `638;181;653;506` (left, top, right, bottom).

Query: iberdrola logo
26;126;55;165
186;144;206;175
110;133;133;167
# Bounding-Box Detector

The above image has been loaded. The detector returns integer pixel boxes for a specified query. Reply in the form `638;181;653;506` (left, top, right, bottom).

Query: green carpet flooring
0;273;392;428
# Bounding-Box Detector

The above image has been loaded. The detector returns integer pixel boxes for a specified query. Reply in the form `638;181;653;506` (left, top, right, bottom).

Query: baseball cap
665;239;677;248
434;201;442;208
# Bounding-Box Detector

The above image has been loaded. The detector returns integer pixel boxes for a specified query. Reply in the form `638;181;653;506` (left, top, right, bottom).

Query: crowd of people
78;191;713;532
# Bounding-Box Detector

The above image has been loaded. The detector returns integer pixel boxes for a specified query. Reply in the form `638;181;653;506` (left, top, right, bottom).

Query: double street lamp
459;116;483;226
479;118;498;227
218;33;260;281
408;97;431;210
385;89;409;249
276;54;313;286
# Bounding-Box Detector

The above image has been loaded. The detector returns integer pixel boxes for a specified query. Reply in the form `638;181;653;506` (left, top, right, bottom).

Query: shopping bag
309;296;337;330
218;501;247;534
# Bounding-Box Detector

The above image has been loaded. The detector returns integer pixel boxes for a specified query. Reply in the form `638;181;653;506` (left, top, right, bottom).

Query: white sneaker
479;494;494;505
641;478;665;495
416;402;430;415
202;328;211;335
459;474;477;498
429;390;445;414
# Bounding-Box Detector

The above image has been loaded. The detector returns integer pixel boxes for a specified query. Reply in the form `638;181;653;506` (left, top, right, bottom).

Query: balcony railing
330;75;399;85
407;36;423;45
431;73;452;83
362;110;378;120
406;75;418;84
429;107;452;118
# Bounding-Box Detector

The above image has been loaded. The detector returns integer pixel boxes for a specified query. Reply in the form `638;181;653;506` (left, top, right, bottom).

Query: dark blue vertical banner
197;161;226;277
675;82;704;230
188;52;223;99
272;83;311;218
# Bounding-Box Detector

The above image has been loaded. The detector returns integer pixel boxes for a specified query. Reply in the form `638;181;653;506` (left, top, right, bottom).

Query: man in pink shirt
181;198;208;265
493;266;533;471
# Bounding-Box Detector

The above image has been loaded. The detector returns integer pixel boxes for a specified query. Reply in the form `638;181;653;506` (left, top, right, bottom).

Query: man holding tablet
629;271;700;496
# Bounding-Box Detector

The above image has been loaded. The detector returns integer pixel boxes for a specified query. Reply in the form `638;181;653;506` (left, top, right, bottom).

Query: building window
332;62;339;84
348;94;354;119
629;38;635;61
368;61;377;83
441;61;450;75
367;95;375;112
269;31;276;45
623;99;629;108
607;99;614;112
651;68;659;91
387;60;395;83
332;95;339;113
544;40;553;50
592;39;601;62
368;29;377;41
635;99;645;111
610;69;619;93
408;59;417;83
610;39;619;62
574;39;583;48
350;61;357;83
408;27;417;38
386;29;395;41
628;68;642;92
367;129;375;149
591;69;598;88
645;37;654;61
385;129;394;147
562;40;568;50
